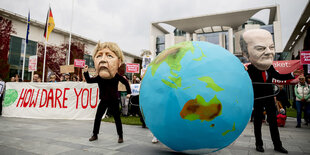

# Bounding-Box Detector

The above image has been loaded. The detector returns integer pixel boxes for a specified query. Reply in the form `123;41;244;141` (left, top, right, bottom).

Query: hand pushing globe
140;41;253;153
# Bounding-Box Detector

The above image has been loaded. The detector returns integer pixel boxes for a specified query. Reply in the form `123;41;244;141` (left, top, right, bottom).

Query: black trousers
93;99;123;137
253;99;282;147
0;95;3;115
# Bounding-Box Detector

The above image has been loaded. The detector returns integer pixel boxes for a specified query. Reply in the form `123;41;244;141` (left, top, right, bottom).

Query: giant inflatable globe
140;41;253;153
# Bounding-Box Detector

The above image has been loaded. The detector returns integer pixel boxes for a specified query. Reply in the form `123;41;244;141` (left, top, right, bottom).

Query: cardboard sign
74;59;85;68
60;65;75;73
300;51;310;64
130;84;140;96
142;56;152;69
126;63;140;73
28;55;37;72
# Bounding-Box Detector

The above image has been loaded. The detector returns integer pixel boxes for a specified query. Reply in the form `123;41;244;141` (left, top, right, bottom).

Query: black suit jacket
247;64;294;101
84;72;131;101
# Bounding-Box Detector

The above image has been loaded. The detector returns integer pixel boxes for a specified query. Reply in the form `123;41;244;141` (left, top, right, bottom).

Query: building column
186;32;191;41
228;28;234;53
219;33;225;48
149;35;156;59
273;21;283;53
165;33;175;49
192;33;197;41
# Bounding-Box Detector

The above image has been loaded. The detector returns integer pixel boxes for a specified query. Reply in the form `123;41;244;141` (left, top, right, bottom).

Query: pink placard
74;59;85;68
126;63;140;73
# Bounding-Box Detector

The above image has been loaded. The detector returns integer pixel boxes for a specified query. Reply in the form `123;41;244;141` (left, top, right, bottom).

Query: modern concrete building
150;5;282;62
0;8;141;81
283;2;310;60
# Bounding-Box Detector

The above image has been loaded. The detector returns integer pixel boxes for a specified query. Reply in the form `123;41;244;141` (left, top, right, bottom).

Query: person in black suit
240;29;299;154
84;42;131;143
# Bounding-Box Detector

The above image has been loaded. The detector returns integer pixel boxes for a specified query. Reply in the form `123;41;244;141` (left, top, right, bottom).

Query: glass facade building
8;35;37;81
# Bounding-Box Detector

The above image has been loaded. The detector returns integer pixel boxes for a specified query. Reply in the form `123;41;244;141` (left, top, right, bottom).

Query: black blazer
247;64;294;100
84;72;131;101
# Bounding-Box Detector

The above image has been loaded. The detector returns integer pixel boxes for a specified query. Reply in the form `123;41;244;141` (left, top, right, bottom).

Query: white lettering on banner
273;62;290;68
2;82;99;120
272;78;287;84
131;84;140;96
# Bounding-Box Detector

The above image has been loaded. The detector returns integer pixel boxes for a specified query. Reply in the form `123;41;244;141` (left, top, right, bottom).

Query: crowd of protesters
9;73;86;82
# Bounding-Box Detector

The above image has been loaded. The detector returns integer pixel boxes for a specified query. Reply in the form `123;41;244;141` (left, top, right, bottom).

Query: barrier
3;82;99;120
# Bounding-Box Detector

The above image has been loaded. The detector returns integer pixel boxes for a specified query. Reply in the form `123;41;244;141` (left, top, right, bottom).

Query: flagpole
31;43;38;82
22;41;27;81
68;0;74;65
22;11;30;81
43;40;47;82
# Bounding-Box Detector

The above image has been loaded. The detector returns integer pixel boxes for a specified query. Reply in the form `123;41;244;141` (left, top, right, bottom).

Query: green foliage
0;16;15;81
286;108;296;118
37;41;86;81
102;116;142;126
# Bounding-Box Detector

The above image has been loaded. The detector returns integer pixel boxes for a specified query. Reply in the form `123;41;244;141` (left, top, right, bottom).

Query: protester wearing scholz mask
240;29;300;154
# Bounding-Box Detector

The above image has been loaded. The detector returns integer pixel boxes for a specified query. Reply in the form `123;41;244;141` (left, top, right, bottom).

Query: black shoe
274;146;288;154
118;137;123;143
89;135;98;141
256;146;264;152
296;124;301;128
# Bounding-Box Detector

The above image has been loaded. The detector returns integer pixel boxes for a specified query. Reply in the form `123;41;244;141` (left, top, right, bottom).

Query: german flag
43;7;55;41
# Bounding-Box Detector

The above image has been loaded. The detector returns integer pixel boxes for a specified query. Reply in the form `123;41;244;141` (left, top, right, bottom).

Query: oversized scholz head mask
92;42;124;79
240;29;275;71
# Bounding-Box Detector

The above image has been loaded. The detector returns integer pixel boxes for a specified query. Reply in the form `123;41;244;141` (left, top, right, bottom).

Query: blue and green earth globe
140;41;253;153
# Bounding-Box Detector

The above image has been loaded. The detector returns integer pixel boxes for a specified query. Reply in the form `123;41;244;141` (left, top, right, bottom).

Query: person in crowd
275;96;287;127
71;74;78;81
84;42;131;143
59;75;65;82
275;85;290;112
118;75;130;116
64;73;70;82
49;74;57;82
129;94;146;128
294;75;310;128
275;96;285;115
0;76;5;116
305;76;310;125
33;74;40;82
132;75;140;84
15;74;22;82
37;77;42;82
240;29;300;153
10;77;15;82
82;74;86;82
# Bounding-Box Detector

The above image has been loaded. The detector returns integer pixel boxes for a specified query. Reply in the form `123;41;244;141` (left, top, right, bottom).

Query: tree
36;41;86;81
37;43;66;81
62;41;86;80
0;16;15;81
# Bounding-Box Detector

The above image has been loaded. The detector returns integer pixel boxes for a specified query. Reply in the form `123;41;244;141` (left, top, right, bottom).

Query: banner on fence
2;82;99;120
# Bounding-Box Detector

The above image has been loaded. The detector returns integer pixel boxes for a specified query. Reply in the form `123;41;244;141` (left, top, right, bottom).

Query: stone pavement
0;116;309;155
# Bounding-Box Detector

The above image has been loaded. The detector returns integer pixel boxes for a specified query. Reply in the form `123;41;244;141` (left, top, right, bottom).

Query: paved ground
0;116;309;155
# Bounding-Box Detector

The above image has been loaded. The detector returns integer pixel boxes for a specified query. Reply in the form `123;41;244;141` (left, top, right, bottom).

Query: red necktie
262;71;267;83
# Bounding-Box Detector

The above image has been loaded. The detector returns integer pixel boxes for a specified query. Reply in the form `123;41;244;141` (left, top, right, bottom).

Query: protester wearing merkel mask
84;42;131;143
